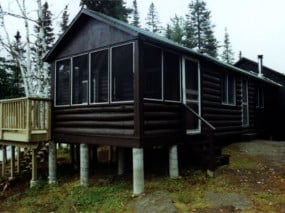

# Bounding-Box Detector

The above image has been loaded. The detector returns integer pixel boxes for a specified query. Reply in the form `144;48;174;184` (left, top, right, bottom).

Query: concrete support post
169;145;179;179
10;146;15;179
16;147;21;174
30;148;38;187
133;148;144;195
1;145;6;177
118;148;125;175
48;141;57;184
80;144;89;186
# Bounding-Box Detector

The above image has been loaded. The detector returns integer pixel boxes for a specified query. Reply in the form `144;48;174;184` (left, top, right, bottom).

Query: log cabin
1;8;284;194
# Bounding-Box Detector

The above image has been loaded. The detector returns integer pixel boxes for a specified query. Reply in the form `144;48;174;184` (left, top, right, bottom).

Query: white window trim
242;79;249;127
182;56;201;135
71;52;89;106
54;57;72;107
89;48;110;105
110;42;135;104
222;72;236;106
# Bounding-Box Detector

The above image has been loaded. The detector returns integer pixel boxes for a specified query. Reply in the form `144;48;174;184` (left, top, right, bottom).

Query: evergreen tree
131;0;140;27
165;15;185;44
34;2;55;51
185;0;218;57
183;14;196;48
221;28;234;64
80;0;132;22
145;2;161;33
60;5;69;34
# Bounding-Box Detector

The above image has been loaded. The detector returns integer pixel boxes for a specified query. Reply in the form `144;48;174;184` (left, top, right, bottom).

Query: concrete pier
133;148;144;195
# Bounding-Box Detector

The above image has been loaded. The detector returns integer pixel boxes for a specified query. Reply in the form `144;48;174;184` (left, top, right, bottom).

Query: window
242;79;249;127
90;49;109;103
222;72;236;105
55;59;71;106
164;51;180;101
256;87;264;108
72;54;89;105
143;44;162;99
111;43;134;102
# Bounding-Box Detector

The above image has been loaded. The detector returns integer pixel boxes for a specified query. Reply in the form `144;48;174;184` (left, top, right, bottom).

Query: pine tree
165;15;185;44
186;0;218;57
80;0;132;22
183;14;196;48
131;0;140;27
60;5;69;34
221;28;234;64
145;2;161;33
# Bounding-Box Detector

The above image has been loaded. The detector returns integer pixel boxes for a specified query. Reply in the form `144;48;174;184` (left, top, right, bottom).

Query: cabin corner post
80;143;89;186
48;141;57;184
134;40;144;142
169;145;179;178
133;148;144;195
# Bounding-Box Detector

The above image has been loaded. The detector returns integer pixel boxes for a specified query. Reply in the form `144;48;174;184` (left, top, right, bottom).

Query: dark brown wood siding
143;100;184;136
200;62;259;137
52;15;136;60
52;104;138;147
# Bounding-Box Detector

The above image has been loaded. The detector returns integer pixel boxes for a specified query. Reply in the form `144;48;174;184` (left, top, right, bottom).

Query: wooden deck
0;97;51;143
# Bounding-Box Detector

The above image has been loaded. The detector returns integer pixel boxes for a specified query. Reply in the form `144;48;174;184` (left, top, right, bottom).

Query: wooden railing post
26;98;32;141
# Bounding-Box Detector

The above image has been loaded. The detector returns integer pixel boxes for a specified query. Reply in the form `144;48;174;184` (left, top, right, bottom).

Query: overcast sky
1;0;285;73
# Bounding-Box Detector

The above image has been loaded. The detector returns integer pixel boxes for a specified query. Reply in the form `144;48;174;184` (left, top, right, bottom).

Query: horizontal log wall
143;100;184;136
53;104;135;142
201;62;258;137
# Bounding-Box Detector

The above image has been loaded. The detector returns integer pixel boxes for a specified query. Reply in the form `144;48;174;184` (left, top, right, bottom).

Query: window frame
89;48;110;105
71;52;90;106
54;57;72;107
143;43;182;103
163;49;182;103
221;72;236;106
110;41;135;104
143;42;164;102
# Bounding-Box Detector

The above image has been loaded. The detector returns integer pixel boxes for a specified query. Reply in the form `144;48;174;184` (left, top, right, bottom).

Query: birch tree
0;0;53;97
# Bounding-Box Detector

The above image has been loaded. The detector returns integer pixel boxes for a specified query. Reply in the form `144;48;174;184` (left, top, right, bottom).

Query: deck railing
0;97;51;142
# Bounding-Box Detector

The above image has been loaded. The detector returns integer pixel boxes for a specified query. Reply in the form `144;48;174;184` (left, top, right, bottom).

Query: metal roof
44;9;282;87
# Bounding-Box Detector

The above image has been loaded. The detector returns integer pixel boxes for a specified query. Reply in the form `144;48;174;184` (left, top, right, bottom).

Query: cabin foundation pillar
10;146;15;179
1;145;6;177
133;148;144;195
80;144;89;186
48;141;57;184
169;145;179;179
118;148;125;175
16;147;21;174
30;148;38;187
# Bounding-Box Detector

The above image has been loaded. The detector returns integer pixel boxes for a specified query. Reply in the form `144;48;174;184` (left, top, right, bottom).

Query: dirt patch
130;191;178;213
205;192;252;210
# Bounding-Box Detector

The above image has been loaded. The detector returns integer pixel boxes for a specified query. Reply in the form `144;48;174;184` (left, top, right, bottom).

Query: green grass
1;143;285;212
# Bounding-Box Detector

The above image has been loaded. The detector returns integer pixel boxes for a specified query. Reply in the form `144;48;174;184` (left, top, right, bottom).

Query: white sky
1;0;285;73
